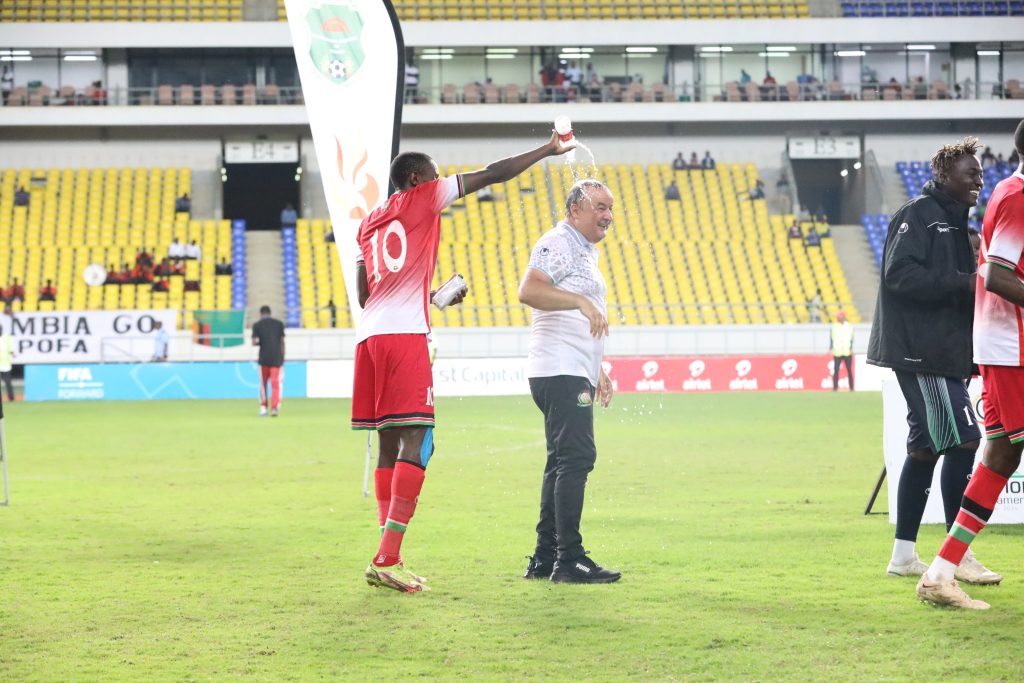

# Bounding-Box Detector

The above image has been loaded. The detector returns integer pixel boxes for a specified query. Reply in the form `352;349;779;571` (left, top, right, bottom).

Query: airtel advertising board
603;355;847;394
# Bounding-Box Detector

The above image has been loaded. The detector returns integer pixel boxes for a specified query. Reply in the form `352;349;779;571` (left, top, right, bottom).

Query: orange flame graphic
336;137;380;220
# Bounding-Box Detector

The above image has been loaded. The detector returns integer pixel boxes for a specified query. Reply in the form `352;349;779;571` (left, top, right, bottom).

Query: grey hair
564;179;609;215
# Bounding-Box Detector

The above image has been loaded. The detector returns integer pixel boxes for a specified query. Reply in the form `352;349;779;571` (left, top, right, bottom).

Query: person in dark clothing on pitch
867;137;1001;586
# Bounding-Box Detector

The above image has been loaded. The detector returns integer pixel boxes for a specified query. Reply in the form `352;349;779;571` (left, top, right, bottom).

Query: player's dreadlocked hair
930;136;981;180
390;152;434;191
565;179;609;215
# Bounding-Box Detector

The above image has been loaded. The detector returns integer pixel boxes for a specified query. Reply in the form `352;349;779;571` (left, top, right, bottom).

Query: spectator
154;257;173;277
184;279;201;292
763;71;777;85
151;320;169;362
565;61;583;91
105;263;122;285
788;220;803;239
672;152;687;171
887;77;903;95
912;76;927;99
168;237;186;260
664;180;681;201
280;203;298;229
327;298;337;328
136;246;153;268
185;240;202;261
1010;149;1020;166
215;257;233;275
981;147;996;169
324;229;335;243
13;186;29;207
688;152;700;169
119;262;132;283
0;323;13;401
0;66;12;106
739;69;752;85
701;151;716;170
996;153;1005;166
151;278;169;293
404;61;419;103
585;63;600;96
39;279;56;302
131;262;153;284
746;179;765;200
5;278;25;302
805;226;822;247
174;193;191;215
808;288;823;323
90;80;106;105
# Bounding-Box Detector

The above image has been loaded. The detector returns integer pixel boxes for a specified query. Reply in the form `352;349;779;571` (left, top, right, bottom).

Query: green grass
2;394;1024;681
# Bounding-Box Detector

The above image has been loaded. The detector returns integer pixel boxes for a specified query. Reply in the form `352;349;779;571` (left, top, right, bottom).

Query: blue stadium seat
841;1;859;14
937;1;957;12
864;1;884;14
886;2;910;14
985;0;1008;12
1011;0;1023;14
960;0;983;12
911;1;936;12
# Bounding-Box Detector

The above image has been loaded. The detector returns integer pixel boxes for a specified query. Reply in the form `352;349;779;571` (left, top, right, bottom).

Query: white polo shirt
525;221;607;386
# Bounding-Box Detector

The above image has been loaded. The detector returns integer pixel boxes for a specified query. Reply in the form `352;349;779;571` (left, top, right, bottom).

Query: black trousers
833;355;853;391
529;375;597;562
0;371;11;401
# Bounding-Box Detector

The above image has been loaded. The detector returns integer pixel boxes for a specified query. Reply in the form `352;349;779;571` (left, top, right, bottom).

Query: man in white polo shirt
517;179;619;584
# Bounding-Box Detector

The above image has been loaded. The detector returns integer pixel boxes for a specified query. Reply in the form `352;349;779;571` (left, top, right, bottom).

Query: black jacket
866;181;976;378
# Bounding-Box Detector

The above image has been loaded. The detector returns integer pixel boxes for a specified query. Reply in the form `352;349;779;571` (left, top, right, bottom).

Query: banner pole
864;466;885;515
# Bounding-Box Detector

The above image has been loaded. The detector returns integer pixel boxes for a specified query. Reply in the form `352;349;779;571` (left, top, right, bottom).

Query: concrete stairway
245;231;285;320
831;224;879;322
880;164;910;216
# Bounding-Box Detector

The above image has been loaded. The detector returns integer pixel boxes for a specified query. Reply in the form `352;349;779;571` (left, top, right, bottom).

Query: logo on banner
730;359;758;391
776;358;805;390
56;366;104;399
683;359;711;392
307;3;366;85
635;360;665;391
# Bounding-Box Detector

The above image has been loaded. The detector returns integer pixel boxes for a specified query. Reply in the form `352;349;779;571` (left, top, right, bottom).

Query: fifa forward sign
285;0;404;324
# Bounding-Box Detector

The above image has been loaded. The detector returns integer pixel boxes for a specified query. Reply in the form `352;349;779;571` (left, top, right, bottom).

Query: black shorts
894;370;981;454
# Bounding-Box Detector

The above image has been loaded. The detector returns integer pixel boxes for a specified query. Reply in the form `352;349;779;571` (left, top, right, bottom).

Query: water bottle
553;115;576;163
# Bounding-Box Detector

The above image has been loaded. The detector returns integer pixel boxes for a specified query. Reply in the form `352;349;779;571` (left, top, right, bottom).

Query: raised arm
460;131;575;197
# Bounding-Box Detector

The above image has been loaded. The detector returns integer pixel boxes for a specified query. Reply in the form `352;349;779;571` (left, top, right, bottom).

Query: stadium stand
0;0;809;22
296;162;858;328
0;167;238;328
291;220;352;329
841;0;1023;15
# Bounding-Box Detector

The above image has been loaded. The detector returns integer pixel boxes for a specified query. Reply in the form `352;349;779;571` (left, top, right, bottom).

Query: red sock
373;467;394;534
938;463;1008;566
374;461;425;566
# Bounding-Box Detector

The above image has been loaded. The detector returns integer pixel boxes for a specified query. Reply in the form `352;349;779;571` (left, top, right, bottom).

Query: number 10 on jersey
369;220;408;283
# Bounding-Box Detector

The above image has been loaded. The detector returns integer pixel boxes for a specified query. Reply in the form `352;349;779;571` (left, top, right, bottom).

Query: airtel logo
602;360;613;375
642;361;659;378
689;360;706;377
782;359;799;377
735;360;752;377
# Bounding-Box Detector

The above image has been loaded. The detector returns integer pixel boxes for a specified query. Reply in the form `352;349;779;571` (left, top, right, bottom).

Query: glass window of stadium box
695;45;822;102
412;46;669;104
127;48;300;105
0;49;104;105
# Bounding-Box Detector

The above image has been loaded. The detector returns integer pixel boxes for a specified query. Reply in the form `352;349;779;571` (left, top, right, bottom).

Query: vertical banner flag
285;0;404;325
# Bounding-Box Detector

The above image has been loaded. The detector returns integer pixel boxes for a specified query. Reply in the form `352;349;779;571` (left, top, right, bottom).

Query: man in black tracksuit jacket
868;139;1001;585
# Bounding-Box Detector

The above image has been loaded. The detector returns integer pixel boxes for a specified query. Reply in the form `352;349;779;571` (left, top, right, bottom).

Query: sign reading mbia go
602;355;847;393
4;309;178;363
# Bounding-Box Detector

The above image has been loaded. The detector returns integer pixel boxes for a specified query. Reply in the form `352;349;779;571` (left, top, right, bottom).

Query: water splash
565;140;599;181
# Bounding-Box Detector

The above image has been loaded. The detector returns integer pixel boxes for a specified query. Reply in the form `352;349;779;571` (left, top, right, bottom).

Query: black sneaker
523;555;554;580
551;554;621;584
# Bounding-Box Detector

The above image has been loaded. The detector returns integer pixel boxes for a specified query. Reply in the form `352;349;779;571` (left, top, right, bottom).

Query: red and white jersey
355;175;464;343
975;172;1024;366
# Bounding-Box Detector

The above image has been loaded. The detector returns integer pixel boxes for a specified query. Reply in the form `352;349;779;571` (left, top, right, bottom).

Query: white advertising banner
4;309;179;364
882;378;1024;525
305;357;531;399
285;0;403;326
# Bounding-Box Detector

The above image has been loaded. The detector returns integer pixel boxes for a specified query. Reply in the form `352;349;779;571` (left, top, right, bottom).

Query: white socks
890;539;917;566
926;557;957;583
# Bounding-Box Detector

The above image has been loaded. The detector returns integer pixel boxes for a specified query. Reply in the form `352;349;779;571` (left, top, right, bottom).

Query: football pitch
3;393;1024;681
